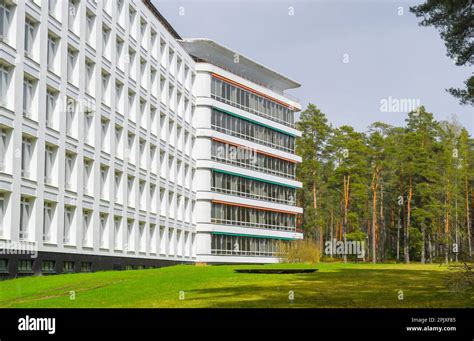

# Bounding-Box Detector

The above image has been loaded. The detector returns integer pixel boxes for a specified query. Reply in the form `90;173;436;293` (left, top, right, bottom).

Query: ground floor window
81;262;92;272
18;260;33;273
211;234;283;257
41;260;55;273
63;261;74;273
0;259;7;272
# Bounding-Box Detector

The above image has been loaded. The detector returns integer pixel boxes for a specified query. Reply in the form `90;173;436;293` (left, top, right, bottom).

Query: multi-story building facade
181;39;303;264
0;0;302;277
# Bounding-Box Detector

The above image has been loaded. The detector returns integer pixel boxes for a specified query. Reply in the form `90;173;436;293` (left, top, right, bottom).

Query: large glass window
211;140;295;179
212;203;296;231
211;171;296;205
211;109;295;153
211;76;295;127
211;234;282;257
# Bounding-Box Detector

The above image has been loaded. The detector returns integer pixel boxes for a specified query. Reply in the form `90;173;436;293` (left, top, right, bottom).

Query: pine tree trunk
421;225;425;264
371;171;378;263
466;177;472;257
405;176;412;264
380;183;385;261
343;175;350;263
397;206;401;262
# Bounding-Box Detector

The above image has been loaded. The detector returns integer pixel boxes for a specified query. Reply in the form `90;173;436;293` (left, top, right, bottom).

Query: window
127;219;134;251
68;0;79;32
85;60;95;94
0;193;5;236
43;202;55;242
115;125;123;157
46;88;57;128
139;18;146;43
127;176;134;206
84;108;93;144
116;37;124;70
114;216;121;249
127;132;135;163
47;34;59;71
63;261;74;273
100;118;109;151
66;98;76;136
0;0;13;43
83;158;92;194
0;127;8;171
211;77;294;127
129;7;136;36
23;77;35;117
44;144;56;185
20;196;32;240
102;26;110;59
65;152;75;190
48;0;57;15
63;206;75;244
0;64;11;106
81;262;92;272
139;180;145;210
82;209;92;246
42;261;55;273
101;71;110;106
21;136;34;178
114;171;122;201
138;222;145;252
67;47;78;84
0;259;7;272
18;260;33;273
100;165;108;199
86;11;95;45
24;18;36;58
100;213;108;248
117;0;124;26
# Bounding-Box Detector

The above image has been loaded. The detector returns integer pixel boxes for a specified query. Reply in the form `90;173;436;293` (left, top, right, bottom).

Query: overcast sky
154;0;473;134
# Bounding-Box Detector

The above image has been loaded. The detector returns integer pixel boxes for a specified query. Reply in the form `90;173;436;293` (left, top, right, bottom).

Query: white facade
0;1;302;274
0;0;197;272
181;39;303;264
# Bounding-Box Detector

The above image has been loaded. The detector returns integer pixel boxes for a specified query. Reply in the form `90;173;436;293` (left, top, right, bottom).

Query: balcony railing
211;186;295;206
211;218;296;232
211;155;295;180
211;249;281;257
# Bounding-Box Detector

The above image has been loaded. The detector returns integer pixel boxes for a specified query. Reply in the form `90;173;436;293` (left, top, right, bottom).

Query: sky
153;0;473;134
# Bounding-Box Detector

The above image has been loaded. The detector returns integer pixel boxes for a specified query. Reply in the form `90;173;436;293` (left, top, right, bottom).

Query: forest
296;104;473;263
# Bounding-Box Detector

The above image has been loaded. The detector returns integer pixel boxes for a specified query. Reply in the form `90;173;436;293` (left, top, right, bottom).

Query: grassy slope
0;263;472;308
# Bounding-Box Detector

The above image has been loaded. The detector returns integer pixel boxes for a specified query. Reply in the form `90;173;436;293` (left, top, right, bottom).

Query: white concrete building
180;39;303;264
0;0;302;277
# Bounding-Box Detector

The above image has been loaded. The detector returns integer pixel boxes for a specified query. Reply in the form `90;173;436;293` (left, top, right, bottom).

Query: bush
444;263;474;292
278;239;320;264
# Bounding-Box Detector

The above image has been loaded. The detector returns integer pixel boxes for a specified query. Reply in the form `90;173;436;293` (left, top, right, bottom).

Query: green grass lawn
0;262;472;308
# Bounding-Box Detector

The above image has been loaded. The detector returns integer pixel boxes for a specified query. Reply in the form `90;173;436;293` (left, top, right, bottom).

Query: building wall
0;0;304;274
192;62;303;263
0;0;197;277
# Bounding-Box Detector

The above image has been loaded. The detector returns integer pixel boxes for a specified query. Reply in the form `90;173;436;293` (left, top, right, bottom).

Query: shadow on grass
185;268;473;308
